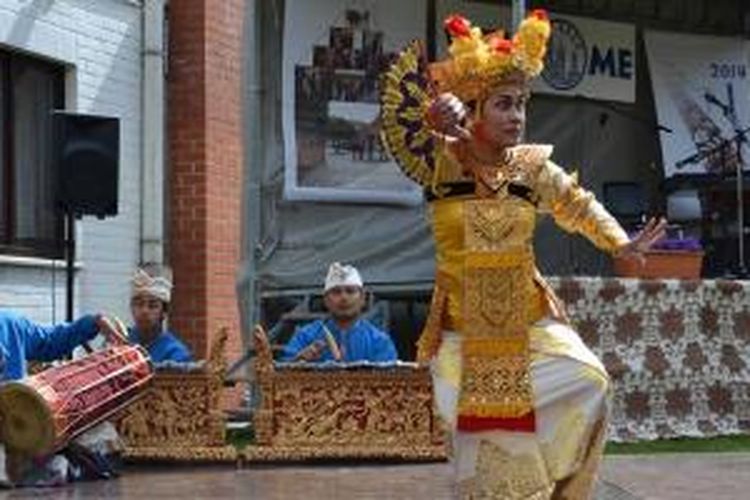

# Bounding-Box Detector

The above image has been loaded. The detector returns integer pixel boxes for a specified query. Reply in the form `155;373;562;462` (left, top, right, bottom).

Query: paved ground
1;453;748;499
601;453;750;500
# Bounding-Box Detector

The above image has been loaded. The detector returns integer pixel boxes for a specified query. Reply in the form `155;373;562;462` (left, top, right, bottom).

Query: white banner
434;5;636;103
645;30;750;178
534;14;636;103
282;0;426;205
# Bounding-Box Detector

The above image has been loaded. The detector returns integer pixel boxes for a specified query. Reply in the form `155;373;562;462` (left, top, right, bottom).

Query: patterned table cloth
548;277;750;442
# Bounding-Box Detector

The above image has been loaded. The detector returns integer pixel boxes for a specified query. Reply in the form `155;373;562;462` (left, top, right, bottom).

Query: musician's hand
252;324;266;346
297;340;326;362
427;93;472;140
95;314;129;345
616;217;668;265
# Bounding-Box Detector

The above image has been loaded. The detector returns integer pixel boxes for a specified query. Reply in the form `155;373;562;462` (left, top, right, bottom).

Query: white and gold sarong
409;145;629;499
434;321;610;499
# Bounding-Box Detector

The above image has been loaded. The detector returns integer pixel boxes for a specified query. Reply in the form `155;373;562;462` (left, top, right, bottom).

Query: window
0;50;65;258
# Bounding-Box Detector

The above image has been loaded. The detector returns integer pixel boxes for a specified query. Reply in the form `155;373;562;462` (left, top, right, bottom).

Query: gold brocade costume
417;144;629;425
379;10;629;499
415;144;628;499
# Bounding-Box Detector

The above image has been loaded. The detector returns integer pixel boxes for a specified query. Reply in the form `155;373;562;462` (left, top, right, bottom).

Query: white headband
324;262;363;292
131;268;172;303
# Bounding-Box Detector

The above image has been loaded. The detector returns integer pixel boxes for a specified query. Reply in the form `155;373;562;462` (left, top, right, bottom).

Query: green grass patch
225;427;750;454
605;435;750;455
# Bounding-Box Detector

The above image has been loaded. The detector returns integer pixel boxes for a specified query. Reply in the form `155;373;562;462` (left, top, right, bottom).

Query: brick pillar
167;0;244;380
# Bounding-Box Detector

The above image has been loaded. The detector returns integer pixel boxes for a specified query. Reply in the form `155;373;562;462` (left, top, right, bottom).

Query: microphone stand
731;125;748;278
674;126;750;278
725;83;748;277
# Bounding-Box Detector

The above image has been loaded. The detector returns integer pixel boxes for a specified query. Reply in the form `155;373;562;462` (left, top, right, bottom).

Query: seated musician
127;264;192;363
0;309;106;382
0;309;120;486
282;263;398;363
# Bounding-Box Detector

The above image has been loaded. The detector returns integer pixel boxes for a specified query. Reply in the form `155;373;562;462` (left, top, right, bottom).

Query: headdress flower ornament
429;9;551;102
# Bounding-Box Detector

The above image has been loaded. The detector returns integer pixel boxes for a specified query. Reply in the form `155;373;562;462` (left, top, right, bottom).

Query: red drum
0;344;153;455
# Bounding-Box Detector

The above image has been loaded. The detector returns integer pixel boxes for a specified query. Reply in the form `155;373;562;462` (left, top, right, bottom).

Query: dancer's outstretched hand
616;217;669;265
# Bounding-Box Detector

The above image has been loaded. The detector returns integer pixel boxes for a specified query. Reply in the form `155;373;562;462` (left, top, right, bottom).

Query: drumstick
110;317;130;344
83;315;128;354
97;316;130;346
321;324;343;361
293;339;326;361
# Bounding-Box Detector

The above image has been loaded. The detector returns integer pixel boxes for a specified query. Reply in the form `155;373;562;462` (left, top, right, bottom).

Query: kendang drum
0;343;153;455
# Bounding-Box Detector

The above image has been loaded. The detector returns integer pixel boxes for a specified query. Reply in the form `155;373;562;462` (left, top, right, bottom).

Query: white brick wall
0;0;144;324
0;256;69;324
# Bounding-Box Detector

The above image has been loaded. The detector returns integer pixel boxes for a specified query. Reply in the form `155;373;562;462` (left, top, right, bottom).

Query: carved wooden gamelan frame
117;327;447;463
115;329;237;462
246;328;448;462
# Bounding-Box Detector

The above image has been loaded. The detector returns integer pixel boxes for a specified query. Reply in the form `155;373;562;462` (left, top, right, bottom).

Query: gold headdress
380;10;552;189
431;10;551;102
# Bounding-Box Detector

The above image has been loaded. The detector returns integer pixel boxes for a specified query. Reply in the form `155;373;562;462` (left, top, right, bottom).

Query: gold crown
428;10;551;102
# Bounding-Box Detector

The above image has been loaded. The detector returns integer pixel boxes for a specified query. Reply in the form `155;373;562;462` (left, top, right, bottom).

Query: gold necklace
469;151;511;193
474;165;506;193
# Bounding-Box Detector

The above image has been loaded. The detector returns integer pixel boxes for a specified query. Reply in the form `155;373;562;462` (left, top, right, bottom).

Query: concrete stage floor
1;453;748;499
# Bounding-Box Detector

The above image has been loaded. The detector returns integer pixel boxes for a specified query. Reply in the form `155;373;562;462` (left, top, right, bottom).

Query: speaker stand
65;210;76;322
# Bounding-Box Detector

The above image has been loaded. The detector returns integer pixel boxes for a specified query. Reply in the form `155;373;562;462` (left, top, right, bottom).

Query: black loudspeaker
54;112;120;218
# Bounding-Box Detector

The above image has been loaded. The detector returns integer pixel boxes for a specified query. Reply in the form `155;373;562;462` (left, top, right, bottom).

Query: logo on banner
542;19;587;90
540;17;635;96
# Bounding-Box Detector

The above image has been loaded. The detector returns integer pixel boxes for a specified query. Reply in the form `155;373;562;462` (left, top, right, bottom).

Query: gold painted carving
250;327;448;461
115;328;232;461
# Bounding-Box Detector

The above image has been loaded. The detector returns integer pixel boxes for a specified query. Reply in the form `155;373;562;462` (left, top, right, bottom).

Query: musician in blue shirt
0;310;104;381
282;263;397;363
0;309;123;487
127;265;192;363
